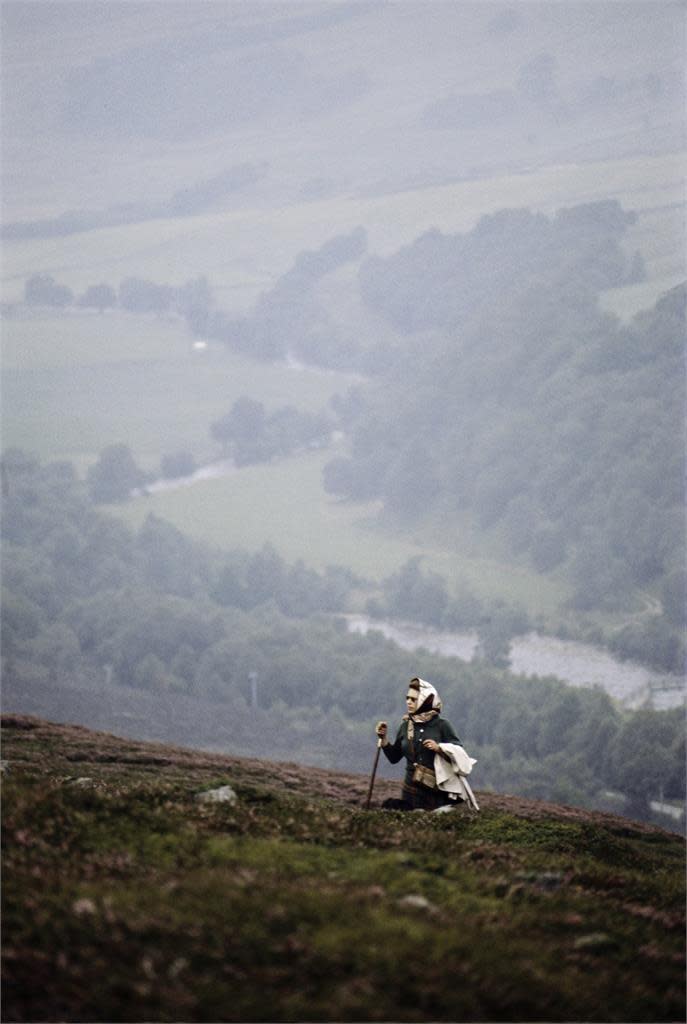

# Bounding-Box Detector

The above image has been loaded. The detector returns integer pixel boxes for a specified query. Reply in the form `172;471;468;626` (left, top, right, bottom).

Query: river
131;458;237;496
343;614;685;710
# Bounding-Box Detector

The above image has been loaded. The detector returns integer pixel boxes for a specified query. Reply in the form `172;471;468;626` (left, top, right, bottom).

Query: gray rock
72;898;97;917
507;882;530;902
515;870;564;890
574;932;618;953
397;894;436;912
195;784;238;805
536;871;563;890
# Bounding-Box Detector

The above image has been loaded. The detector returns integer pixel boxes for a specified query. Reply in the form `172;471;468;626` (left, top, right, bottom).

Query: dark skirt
402;777;455;810
382;772;458;811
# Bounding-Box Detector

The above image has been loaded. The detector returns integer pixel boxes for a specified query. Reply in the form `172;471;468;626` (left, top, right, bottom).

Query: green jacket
382;716;461;782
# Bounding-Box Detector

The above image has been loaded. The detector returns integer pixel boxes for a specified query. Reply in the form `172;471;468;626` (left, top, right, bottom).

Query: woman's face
405;690;419;713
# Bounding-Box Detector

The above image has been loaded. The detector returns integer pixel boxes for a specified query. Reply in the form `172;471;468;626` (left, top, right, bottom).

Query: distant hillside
2;715;685;1023
2;1;683;226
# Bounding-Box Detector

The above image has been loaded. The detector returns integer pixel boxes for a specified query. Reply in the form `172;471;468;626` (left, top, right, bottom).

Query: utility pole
249;671;258;710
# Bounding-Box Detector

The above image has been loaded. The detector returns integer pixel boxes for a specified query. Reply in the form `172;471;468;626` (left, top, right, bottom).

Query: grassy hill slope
2;715;684;1023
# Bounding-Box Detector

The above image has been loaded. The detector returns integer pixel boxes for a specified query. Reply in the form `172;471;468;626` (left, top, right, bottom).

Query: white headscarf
405;677;442;739
410;677;442;713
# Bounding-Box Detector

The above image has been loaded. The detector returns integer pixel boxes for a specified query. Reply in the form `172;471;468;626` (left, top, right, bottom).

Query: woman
376;677;463;811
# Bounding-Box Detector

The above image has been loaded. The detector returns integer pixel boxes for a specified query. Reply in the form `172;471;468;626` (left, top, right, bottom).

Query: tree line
3;163;267;241
22;271;213;318
17;226;377;370
210;397;333;466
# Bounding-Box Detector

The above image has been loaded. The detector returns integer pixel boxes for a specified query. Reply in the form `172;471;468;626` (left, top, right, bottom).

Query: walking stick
364;736;383;810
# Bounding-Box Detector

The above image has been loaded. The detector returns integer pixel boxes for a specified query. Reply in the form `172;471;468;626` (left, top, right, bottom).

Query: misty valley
4;199;685;663
2;206;685;827
2;171;686;838
2;4;686;1021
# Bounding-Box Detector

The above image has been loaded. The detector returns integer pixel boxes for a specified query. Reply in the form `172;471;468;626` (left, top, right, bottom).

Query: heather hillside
2;715;685;1023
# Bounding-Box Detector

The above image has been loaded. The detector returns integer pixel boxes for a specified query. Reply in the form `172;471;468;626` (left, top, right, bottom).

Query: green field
600;200;686;320
2;151;684;311
111;447;569;617
1;306;569;616
1;310;360;474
